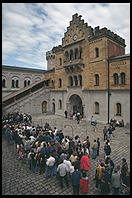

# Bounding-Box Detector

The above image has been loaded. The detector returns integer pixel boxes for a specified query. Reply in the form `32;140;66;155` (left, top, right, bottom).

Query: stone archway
66;94;85;117
69;94;83;114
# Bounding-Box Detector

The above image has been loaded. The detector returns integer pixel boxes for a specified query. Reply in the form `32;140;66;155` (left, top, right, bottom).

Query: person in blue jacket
71;165;81;195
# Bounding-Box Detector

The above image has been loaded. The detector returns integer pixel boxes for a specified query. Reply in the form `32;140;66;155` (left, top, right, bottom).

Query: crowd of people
2;112;130;195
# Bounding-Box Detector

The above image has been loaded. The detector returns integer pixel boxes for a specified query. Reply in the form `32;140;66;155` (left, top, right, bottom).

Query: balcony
64;59;84;73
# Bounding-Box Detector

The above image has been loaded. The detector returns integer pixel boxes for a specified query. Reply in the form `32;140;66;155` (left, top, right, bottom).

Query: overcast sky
2;3;130;70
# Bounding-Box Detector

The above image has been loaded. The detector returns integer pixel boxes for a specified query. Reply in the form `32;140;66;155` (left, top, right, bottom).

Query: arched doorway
42;101;47;113
69;94;83;115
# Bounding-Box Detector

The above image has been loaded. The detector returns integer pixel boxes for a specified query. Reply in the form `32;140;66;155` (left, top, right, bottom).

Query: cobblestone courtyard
2;115;130;195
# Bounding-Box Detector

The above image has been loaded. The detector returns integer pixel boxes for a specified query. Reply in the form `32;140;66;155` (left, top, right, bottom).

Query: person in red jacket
80;152;90;176
80;171;89;194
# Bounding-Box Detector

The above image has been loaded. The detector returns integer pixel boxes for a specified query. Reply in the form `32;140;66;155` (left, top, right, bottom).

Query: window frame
95;74;99;86
113;73;119;85
95;48;99;58
120;72;126;85
116;103;121;116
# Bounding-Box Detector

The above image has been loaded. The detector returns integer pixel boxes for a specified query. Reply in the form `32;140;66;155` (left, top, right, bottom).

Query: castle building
2;13;130;124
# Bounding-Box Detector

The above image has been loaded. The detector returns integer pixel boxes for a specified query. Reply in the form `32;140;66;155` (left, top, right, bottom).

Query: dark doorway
69;94;83;115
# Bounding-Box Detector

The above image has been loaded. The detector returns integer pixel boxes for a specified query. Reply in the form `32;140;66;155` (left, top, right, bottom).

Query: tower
46;50;55;70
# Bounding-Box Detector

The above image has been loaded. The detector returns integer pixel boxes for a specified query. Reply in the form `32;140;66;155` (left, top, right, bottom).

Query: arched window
69;76;73;86
42;101;47;113
95;74;99;86
116;103;121;116
59;58;62;65
24;79;31;87
64;51;69;62
16;80;19;88
95;48;99;57
12;80;15;88
59;78;62;88
70;49;73;60
120;72;126;85
78;75;82;86
95;102;99;114
2;79;6;88
59;100;62;109
113;73;119;85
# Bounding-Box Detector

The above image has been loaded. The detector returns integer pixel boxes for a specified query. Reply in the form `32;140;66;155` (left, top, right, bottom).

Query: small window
95;102;99;114
95;48;99;57
42;101;47;113
95;74;99;86
59;78;62;88
116;103;121;116
12;80;15;88
120;72;126;85
59;58;62;65
113;73;119;85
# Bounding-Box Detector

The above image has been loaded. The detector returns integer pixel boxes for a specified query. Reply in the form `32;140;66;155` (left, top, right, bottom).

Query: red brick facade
108;40;125;58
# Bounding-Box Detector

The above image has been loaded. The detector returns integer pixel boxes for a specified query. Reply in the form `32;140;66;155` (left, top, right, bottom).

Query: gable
62;13;93;47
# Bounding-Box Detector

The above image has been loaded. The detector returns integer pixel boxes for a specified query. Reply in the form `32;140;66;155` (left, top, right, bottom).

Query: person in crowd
69;151;78;164
30;149;37;173
92;139;98;159
91;115;95;125
108;126;113;141
100;164;111;194
76;111;80;124
97;137;100;156
120;158;128;184
95;162;105;189
80;171;89;194
111;167;120;195
64;110;68;118
80;152;90;176
45;153;55;179
119;119;124;127
105;156;114;179
57;158;69;189
63;154;72;181
71;165;81;195
104;141;111;159
83;136;91;154
103;126;108;141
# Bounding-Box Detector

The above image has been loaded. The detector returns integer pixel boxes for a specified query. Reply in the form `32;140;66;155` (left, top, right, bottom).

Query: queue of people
2;112;129;195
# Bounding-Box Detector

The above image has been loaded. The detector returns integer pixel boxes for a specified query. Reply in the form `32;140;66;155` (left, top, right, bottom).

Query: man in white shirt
57;159;69;188
45;154;55;179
